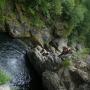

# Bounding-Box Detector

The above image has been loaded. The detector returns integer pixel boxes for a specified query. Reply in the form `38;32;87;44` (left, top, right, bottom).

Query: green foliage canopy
0;0;89;40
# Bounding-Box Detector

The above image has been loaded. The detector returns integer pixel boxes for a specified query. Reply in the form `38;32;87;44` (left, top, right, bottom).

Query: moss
0;69;11;85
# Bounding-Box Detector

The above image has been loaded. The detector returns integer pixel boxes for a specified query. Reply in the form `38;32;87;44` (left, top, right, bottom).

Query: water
0;33;43;90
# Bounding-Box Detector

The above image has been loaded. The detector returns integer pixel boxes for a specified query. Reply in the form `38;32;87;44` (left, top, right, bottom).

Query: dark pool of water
0;32;43;90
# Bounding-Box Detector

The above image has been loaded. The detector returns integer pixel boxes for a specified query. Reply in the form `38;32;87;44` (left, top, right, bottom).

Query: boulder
57;68;75;90
42;71;66;90
28;45;62;73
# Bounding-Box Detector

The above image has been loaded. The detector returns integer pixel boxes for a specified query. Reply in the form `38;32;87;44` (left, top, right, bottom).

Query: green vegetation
0;0;87;30
72;48;90;61
62;60;70;68
68;0;90;48
0;69;10;85
0;0;90;48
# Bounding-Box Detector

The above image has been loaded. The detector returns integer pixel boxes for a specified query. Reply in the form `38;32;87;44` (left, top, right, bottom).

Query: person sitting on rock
59;46;72;57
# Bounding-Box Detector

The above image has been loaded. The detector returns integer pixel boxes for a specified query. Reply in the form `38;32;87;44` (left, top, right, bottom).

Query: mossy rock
5;14;31;37
30;31;44;47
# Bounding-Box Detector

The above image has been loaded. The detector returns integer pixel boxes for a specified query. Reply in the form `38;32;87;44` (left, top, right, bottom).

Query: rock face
27;45;90;90
0;85;10;90
5;16;31;38
4;16;51;47
28;45;62;73
43;71;64;90
0;14;90;90
0;1;89;90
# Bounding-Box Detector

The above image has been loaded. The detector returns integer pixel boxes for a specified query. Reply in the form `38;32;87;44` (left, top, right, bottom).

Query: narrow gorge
0;0;90;90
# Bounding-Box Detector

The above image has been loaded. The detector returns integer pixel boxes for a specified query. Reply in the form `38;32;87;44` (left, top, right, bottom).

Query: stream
0;32;43;90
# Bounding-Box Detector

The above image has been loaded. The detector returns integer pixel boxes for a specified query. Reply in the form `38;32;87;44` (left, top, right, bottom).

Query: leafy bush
70;4;87;26
68;0;90;47
0;69;10;85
